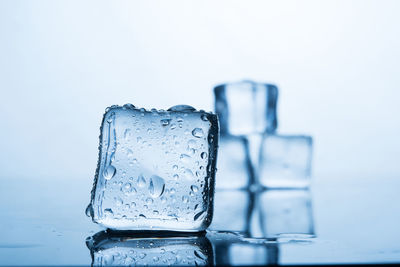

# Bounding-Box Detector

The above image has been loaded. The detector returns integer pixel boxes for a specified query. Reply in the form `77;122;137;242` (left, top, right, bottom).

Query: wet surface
0;174;399;265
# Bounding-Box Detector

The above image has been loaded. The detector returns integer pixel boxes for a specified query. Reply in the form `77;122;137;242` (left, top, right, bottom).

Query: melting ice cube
86;104;219;231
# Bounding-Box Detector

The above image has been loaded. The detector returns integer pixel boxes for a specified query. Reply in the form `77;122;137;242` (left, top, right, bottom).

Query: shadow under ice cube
86;104;219;231
259;134;313;189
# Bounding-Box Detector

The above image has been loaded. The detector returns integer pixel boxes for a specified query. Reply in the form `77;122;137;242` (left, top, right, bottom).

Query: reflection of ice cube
259;134;313;189
87;104;219;231
86;231;213;266
209;190;252;233
214;80;278;136
216;135;252;189
208;231;279;266
259;190;314;238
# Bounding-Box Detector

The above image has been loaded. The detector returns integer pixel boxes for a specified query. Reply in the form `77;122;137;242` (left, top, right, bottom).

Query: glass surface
88;104;219;231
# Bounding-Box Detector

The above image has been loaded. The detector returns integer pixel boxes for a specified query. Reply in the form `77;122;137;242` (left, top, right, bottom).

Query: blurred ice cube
216;135;252;189
86;230;213;266
209;190;253;233
214;80;278;136
208;231;279;266
259;190;314;238
259;134;313;189
86;104;219;231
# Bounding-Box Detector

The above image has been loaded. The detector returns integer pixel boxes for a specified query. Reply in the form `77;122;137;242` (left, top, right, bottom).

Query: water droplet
170;123;177;130
137;137;142;143
182;196;189;203
173;174;179;180
170;188;176;194
139;253;146;259
184;169;195;179
180;154;191;163
194;210;206;221
187;139;197;149
146;198;154;204
172;165;178;171
123;103;135;109
177;116;184;123
85;204;92;217
201;152;208;159
124;129;131;139
114;197;123;206
137;174;146;187
168;105;196;112
160;196;167;203
148;175;165;198
191;185;199;192
160;118;171;126
126;149;134;158
104;208;113;216
192;128;204;138
110;152;116;162
103;165;116;180
201;114;208;121
194;250;207;261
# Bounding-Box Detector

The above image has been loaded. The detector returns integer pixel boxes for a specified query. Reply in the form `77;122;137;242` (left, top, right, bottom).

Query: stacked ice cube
86;104;219;231
211;80;314;239
213;80;313;189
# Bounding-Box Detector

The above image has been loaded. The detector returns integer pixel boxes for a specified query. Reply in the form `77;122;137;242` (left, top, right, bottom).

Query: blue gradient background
0;1;400;265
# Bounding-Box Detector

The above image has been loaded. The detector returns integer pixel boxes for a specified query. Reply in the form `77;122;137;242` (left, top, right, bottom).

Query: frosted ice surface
86;104;219;231
214;80;278;136
259;134;313;189
215;135;252;189
86;231;213;266
259;190;314;238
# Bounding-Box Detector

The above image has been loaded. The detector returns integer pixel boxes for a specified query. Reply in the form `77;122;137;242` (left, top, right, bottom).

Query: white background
1;0;399;181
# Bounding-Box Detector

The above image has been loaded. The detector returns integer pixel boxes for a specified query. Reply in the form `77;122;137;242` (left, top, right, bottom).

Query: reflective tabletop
0;174;399;266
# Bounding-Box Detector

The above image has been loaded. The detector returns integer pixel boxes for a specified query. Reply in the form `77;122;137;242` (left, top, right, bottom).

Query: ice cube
209;190;252;233
86;104;219;231
86;230;213;266
259;190;314;238
258;134;313;189
214;80;278;136
215;135;252;189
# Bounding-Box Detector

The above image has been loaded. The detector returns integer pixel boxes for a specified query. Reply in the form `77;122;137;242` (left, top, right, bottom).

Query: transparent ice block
86;230;213;266
258;134;313;189
259;190;314;238
86;104;219;231
214;80;278;136
215;135;252;189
